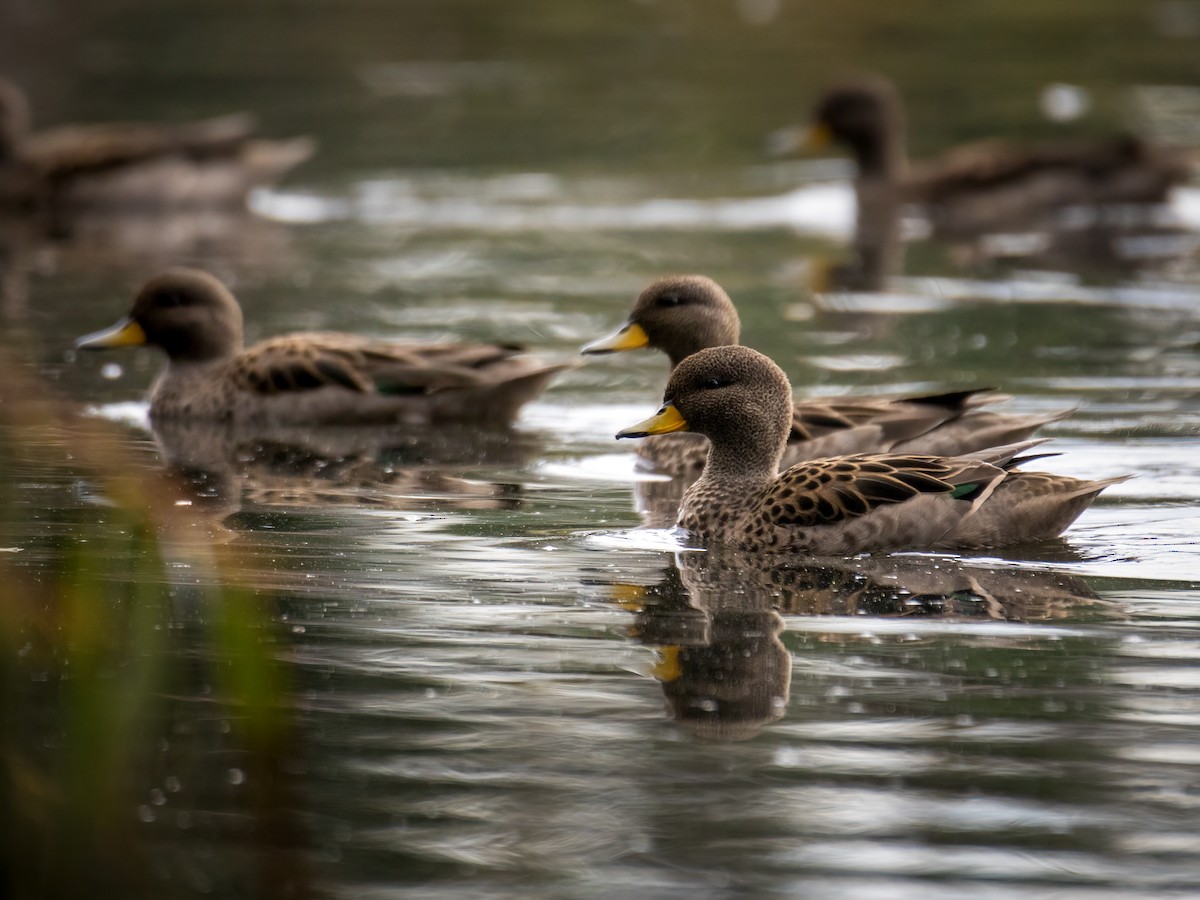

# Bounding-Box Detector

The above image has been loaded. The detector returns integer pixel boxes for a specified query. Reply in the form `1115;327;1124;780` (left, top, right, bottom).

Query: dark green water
3;1;1200;898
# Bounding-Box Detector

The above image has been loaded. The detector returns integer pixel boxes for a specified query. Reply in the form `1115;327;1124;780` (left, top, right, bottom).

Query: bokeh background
3;2;1200;898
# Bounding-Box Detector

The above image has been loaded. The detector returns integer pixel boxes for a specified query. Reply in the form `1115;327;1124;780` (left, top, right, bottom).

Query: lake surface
3;1;1200;897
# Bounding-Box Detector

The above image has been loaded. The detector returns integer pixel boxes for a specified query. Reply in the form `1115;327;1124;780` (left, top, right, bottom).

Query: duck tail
1063;473;1134;499
958;438;1054;467
480;361;577;424
172;113;260;155
903;386;1007;410
241;136;317;184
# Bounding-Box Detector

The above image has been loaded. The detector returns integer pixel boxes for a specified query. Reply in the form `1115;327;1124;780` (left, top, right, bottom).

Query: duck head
809;76;906;179
76;268;245;363
582;275;740;368
618;346;793;475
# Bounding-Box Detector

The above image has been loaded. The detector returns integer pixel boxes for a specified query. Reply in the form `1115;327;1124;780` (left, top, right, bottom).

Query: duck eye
656;293;682;308
702;376;729;389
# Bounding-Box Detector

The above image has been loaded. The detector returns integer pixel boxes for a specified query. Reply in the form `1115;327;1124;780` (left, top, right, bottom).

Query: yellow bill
75;318;147;350
616;402;688;439
765;121;833;157
581;321;650;354
652;646;683;683
803;121;834;150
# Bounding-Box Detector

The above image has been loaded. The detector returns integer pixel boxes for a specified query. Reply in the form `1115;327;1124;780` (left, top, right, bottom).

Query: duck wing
761;453;1003;528
790;389;983;443
230;334;536;397
20;113;259;178
910;135;1189;205
788;388;1037;461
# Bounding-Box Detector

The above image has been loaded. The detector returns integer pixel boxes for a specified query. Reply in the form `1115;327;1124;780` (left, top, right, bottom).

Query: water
3;1;1200;897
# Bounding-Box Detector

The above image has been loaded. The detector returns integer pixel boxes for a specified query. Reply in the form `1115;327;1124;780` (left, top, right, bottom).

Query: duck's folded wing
911;135;1175;200
790;388;996;447
761;454;1005;527
20;113;259;176
230;337;373;395
229;335;528;397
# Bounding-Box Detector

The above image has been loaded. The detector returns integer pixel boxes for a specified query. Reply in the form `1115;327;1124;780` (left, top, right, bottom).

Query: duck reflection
814;190;906;293
614;550;1108;740
151;417;534;520
810;182;1198;300
620;557;790;742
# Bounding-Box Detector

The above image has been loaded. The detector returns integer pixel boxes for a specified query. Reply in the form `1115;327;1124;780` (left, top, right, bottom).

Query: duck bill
765;121;833;157
581;321;649;354
803;121;834;150
75;318;147;350
652;646;682;682
616;403;688;439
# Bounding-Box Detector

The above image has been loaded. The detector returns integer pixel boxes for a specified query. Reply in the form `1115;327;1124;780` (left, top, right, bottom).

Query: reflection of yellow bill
608;583;648;612
616;403;688;439
802;121;834;150
766;121;835;157
580;321;649;354
652;646;682;683
75;318;148;349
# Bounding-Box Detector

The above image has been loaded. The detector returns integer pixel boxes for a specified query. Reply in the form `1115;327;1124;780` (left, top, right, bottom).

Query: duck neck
0;84;30;164
666;347;698;370
159;327;243;365
666;334;738;370
0;125;17;163
852;123;907;183
701;433;783;484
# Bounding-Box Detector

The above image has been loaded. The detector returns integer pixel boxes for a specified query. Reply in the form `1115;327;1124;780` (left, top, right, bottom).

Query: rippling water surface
4;1;1200;898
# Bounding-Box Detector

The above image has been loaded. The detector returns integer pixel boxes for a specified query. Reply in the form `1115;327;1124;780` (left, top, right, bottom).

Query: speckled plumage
584;274;1065;478
0;79;313;214
805;76;1195;232
618;346;1127;554
76;268;570;426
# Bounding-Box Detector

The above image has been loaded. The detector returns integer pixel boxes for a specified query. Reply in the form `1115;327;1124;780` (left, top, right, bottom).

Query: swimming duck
583;274;1064;478
0;79;313;215
790;75;1195;232
616;346;1126;554
75;268;571;426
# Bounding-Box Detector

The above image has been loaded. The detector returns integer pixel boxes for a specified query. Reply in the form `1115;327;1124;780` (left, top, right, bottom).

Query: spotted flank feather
760;455;968;527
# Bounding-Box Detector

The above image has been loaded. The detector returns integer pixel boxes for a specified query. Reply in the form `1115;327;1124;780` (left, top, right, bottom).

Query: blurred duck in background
75;268;572;427
776;74;1197;234
0;78;313;218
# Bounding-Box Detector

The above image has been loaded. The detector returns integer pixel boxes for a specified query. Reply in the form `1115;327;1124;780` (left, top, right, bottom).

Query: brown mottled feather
20;114;259;177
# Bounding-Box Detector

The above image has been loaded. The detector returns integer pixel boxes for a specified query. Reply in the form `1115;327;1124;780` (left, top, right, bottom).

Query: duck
0;78;313;216
616;345;1127;554
75;268;572;426
788;75;1195;232
583;274;1065;478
